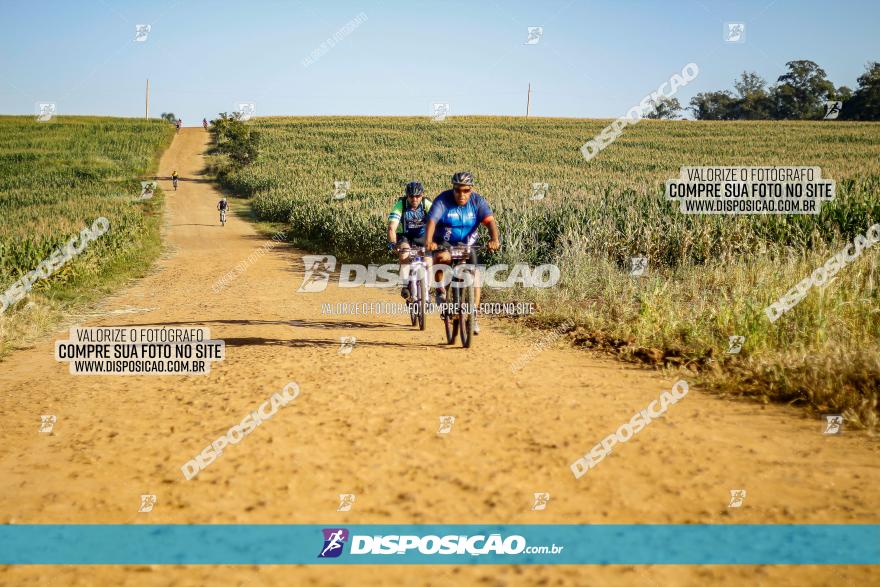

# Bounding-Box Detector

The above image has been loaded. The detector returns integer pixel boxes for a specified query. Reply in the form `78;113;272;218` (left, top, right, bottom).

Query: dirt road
0;129;876;586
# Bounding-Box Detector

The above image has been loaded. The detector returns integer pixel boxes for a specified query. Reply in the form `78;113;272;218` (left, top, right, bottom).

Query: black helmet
451;171;474;186
405;181;424;197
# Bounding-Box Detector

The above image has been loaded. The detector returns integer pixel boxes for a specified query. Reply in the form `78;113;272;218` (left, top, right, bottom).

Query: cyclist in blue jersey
425;171;500;334
388;181;433;300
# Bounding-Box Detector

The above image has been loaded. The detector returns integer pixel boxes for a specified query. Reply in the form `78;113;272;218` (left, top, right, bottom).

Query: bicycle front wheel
409;278;418;326
417;269;427;331
443;283;458;344
459;269;476;348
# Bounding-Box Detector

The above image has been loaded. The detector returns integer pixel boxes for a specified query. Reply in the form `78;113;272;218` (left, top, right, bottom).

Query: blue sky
1;0;877;124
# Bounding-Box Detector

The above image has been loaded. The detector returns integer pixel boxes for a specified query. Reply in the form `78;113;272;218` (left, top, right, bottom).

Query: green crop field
218;116;880;426
0;116;174;351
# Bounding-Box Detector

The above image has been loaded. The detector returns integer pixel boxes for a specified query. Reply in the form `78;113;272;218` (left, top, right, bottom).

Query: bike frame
402;246;428;330
439;245;479;348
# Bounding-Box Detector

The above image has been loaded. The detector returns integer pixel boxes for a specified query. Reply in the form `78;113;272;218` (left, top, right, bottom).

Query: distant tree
732;71;774;119
643;96;682;119
160;112;177;123
829;86;853;101
771;60;835;119
839;61;880;120
734;71;766;97
689;91;738;120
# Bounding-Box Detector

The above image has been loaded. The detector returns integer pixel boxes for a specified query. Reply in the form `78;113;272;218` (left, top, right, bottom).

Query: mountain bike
220;209;227;226
172;177;178;190
439;244;479;348
403;246;428;330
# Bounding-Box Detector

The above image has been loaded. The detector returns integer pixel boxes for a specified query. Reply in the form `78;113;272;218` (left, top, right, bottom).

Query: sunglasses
453;186;472;194
407;193;423;198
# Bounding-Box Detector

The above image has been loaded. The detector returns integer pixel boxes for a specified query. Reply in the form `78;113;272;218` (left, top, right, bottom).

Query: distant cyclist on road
217;196;229;225
176;118;182;132
202;118;209;130
387;181;433;300
425;171;500;334
171;170;179;190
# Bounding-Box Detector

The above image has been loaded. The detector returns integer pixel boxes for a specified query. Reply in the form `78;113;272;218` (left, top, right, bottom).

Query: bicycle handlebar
392;244;427;254
440;244;483;259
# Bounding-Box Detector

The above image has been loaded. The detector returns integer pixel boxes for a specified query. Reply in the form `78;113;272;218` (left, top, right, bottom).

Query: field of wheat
217;116;880;425
0;116;174;350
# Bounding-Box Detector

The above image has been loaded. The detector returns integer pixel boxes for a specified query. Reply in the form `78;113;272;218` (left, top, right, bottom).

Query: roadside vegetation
205;112;261;182
0;116;174;356
215;115;880;427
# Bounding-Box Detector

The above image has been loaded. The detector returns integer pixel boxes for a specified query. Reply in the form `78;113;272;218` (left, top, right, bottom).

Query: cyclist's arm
387;220;399;244
475;195;500;251
387;199;404;244
484;216;500;251
425;196;447;250
425;219;437;250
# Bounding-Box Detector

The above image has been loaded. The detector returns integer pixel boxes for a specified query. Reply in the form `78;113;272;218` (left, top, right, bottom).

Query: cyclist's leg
397;236;412;263
432;239;452;274
407;236;429;300
412;235;428;280
432;240;452;304
397;236;412;298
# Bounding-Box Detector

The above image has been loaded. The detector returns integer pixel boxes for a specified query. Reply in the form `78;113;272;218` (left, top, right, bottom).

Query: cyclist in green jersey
387;181;433;300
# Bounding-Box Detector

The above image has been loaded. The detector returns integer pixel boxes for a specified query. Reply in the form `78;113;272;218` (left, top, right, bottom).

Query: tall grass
0;116;174;355
218;116;880;426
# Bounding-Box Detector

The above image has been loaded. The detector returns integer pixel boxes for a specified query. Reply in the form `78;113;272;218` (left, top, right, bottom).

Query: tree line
646;60;880;120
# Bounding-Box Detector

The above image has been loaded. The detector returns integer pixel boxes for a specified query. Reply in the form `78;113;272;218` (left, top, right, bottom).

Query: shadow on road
115;318;407;330
170;224;224;228
221;336;414;349
152;176;213;183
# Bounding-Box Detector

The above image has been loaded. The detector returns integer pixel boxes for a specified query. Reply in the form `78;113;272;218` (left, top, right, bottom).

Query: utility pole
526;83;531;117
145;79;150;119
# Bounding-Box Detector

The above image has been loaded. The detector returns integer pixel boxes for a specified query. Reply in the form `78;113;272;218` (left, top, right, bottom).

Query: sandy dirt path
0;129;877;586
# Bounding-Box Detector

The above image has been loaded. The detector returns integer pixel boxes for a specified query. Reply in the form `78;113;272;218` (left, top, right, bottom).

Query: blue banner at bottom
0;525;876;565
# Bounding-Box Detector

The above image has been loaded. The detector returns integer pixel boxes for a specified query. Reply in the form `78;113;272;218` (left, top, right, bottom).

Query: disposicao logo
318;528;349;558
316;529;564;558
